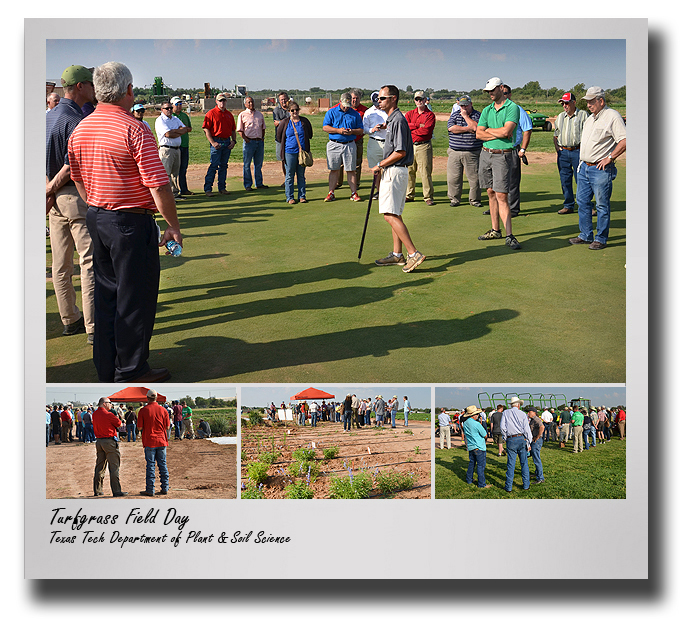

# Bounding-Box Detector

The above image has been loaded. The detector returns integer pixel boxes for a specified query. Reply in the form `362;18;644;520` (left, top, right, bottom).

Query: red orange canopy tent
108;387;167;404
290;387;335;401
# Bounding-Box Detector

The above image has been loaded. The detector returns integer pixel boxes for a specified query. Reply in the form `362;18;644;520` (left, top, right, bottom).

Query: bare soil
46;437;237;499
241;419;431;499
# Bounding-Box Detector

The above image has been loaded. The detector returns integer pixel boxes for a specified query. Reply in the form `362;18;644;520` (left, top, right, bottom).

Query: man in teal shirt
476;77;520;250
462;405;492;489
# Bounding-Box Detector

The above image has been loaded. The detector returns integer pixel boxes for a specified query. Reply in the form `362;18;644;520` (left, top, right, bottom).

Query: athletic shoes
350;192;361;202
403;251;425;273
324;191;335;202
505;235;521;250
375;252;406;266
478;229;502;240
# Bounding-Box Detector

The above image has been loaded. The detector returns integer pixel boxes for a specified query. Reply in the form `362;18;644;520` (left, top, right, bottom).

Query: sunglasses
290;109;300;113
414;97;424;101
378;95;394;101
162;106;172;110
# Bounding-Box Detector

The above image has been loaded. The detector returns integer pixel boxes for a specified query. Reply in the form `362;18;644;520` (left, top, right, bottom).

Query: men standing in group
476;77;521;250
462;406;491;489
571;405;585;453
273;91;291;176
500;396;532;492
155;100;189;201
136;389;170;497
68;61;182;383
237;96;268;192
438;408;452;450
92;397;128;497
405;91;436;206
527;408;545;484
363;91;388;200
446;95;483;208
202;93;236;197
172;97;194;196
46;64;96;344
499;85;532;218
322;93;364;202
569;86;626;250
554;93;587;215
371;85;425;273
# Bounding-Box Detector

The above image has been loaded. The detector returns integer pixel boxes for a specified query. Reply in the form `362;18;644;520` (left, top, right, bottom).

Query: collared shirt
500;406;533;443
323;106;363;143
463;417;487;451
68;103;169;211
383;108;414;167
155;113;185;147
447;109;482;151
559;410;573;424
46;97;84;180
404;108;436;143
92;407;122;439
541;410;553;423
137;402;170;448
477;98;520;150
273;104;290;124
529;414;544;439
554;108;588;148
513;105;533;147
363;105;388;140
438;412;451;427
237;108;266;139
174;110;191;148
571;411;584;427
202;106;235;139
579;106;626;163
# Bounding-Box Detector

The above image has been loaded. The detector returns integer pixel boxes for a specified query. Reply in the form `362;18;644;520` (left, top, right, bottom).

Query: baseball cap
216;93;227;101
339;92;351;105
131;103;145;112
484;77;503;91
457;95;472;106
558;92;575;103
414;90;425;99
582;86;605;100
170;96;183;105
60;65;93;87
371;91;379;106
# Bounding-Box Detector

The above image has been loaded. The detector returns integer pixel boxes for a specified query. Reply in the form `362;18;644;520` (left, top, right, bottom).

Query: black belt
414;140;431;145
483;147;513;154
161;145;180;149
117;208;156;216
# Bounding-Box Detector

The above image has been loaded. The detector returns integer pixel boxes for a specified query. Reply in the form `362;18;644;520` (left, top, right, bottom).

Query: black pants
87;207;160;382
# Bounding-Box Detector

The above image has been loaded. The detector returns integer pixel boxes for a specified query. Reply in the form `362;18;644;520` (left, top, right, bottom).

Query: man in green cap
46;65;96;344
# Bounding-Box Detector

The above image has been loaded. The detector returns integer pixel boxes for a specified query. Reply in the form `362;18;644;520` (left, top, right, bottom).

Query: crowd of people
263;394;414;432
437;400;627;492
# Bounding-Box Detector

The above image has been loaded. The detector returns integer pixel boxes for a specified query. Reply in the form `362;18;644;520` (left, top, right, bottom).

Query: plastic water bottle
166;240;182;257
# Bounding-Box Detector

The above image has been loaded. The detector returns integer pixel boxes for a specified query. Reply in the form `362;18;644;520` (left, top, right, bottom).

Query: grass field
46;139;626;384
435;436;626;499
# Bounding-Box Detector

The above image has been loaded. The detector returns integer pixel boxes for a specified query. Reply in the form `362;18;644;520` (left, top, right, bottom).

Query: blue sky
46;39;626;94
46;386;236;406
436;386;626;410
241;386;430;409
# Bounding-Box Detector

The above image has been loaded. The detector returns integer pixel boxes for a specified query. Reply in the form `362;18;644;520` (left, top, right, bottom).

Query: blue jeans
391;410;396;428
204;139;232;192
144;446;169;493
174;420;182;439
576;161;617;245
83;424;94;442
311;412;317;427
557;148;580;209
343;411;352;431
530;439;544;482
466;448;487;487
76;423;83;441
127;424;136;442
583;427;591;449
404;410;409;427
300;412;306;426
284;151;306;201
589;425;597;446
376;414;383;425
242;139;264;189
504;435;530;491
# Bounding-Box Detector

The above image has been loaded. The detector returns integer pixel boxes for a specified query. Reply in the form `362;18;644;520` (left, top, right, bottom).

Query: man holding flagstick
370;84;425;273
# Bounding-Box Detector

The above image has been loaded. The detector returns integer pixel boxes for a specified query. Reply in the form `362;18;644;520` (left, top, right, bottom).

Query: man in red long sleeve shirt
92;397;128;497
404;91;436;205
137;389;170;496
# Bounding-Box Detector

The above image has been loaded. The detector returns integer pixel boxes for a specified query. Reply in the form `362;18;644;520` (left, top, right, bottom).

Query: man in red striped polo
68;62;183;383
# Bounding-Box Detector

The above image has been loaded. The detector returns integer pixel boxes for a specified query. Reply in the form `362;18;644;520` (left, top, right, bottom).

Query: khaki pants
447;148;481;204
407;141;433;201
49;185;95;332
440;424;451;449
618;421;625;438
93;438;122;496
560;424;571;442
159;146;181;197
573;425;584;453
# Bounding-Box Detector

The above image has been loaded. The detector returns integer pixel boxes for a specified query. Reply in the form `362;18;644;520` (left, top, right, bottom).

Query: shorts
479;148;512;194
493;433;504;445
378;166;408;215
326;140;357;171
367;137;386;168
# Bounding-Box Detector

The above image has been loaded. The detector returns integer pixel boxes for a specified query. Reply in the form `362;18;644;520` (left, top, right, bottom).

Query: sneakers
569;236;592;245
470;201;483;207
403;251;425;273
350;192;361;202
478;229;502;240
375;252;406;266
324;191;335;202
450;200;460;207
505;235;521;250
63;317;86;336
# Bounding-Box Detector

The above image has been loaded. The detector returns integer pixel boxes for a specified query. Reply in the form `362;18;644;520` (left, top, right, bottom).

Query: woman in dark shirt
276;104;313;204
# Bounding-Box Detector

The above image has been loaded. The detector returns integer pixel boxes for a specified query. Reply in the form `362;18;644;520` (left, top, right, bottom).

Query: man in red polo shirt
137;389;170;496
92;397;128;497
60;405;72;443
405;91;436;205
202;93;237;196
68;62;182;384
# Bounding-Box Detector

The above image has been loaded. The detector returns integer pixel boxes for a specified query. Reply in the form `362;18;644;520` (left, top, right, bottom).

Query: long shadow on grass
154;277;434;331
436;449;512;495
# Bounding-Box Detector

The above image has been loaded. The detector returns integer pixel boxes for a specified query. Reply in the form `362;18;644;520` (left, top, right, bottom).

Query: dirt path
46;438;237;499
242;419;431;499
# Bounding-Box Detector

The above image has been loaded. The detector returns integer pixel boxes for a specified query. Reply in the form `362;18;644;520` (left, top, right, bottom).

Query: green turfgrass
46;159;625;383
435;437;626;499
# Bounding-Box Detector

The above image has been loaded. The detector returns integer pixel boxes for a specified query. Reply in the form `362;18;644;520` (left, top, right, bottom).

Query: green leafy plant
284;481;314;499
241;483;265;499
414;446;421;455
375;469;416;496
292;447;316;462
248;410;263;427
258;451;280;464
240;450;247;461
322;445;339;460
404;429;413;435
288;460;321;481
246;461;270;486
329;471;373;499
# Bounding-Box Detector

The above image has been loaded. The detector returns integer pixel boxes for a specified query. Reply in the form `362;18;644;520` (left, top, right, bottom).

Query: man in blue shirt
500;396;532;492
322;93;364;202
462;406;492;489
